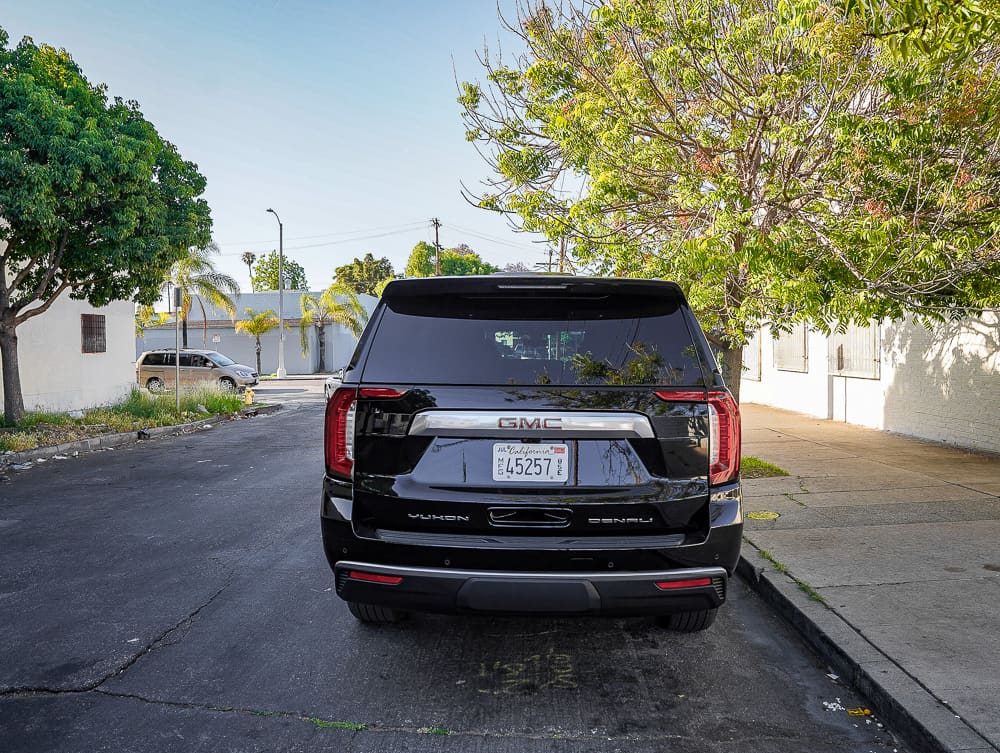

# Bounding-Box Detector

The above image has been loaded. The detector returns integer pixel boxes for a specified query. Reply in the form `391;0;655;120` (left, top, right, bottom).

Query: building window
828;322;881;379
774;324;808;372
742;329;762;381
81;314;106;354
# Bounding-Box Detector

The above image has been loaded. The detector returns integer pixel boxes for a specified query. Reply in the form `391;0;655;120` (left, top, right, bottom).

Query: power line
215;220;427;247
217;226;428;256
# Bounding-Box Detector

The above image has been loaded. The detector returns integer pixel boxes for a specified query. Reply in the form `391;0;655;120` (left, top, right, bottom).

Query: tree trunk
317;323;326;373
0;316;25;425
719;343;743;404
255;338;262;375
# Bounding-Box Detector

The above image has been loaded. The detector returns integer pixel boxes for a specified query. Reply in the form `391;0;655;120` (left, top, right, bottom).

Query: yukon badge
408;513;470;522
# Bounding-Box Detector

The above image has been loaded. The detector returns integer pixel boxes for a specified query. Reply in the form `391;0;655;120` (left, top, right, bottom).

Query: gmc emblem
498;417;563;430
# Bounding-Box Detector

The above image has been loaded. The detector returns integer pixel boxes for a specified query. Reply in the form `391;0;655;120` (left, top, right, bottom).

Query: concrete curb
737;545;997;753
1;403;283;469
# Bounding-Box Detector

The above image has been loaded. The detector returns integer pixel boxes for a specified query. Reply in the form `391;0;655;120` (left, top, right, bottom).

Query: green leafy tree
460;0;1000;399
135;305;169;337
235;308;281;375
298;284;370;372
166;242;239;348
241;251;257;291
403;241;499;278
251;250;308;291
0;29;211;423
334;252;395;295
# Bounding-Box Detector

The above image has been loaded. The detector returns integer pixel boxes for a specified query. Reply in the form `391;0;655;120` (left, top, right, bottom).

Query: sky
2;0;550;291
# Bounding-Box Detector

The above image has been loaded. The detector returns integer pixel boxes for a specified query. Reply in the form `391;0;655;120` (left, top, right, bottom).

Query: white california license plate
492;443;569;482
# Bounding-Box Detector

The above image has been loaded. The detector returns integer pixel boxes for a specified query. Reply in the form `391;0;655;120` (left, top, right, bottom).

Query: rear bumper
334;561;727;616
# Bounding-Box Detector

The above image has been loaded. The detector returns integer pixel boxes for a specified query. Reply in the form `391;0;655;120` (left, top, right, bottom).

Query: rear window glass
362;295;706;386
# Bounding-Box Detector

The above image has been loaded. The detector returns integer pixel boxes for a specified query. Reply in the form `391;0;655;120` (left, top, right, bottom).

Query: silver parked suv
136;349;258;393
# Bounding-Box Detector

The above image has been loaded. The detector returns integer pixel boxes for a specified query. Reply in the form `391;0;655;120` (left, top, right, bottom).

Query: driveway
0;394;907;752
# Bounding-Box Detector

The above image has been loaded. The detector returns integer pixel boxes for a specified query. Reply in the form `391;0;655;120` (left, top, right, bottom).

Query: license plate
492;443;569;482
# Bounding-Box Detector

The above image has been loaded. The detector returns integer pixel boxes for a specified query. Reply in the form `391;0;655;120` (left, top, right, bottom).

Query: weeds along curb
736;545;994;753
1;403;283;468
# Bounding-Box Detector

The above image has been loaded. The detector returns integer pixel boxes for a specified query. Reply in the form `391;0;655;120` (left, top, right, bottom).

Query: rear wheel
656;607;718;632
146;377;164;393
347;601;409;624
219;377;237;393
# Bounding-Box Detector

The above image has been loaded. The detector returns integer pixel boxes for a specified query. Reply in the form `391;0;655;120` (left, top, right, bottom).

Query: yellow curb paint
746;510;780;521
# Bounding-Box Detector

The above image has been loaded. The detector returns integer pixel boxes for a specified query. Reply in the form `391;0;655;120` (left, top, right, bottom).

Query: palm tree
242;251;257;291
299;284;370;373
235;308;281;375
166;242;240;347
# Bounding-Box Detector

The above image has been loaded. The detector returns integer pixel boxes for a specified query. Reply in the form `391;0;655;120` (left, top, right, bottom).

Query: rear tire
146;377;164;393
347;601;409;624
219;377;237;393
656;607;718;632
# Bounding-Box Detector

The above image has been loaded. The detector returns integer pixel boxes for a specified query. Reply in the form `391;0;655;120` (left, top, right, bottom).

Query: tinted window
362;295;706;386
206;351;235;366
142;353;164;366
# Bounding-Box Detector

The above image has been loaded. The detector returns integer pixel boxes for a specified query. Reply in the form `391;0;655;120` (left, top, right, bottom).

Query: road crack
0;579;232;698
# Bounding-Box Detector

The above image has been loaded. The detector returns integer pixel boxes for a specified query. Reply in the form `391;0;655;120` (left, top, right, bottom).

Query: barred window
828;322;881;379
81;314;106;354
774;324;808;372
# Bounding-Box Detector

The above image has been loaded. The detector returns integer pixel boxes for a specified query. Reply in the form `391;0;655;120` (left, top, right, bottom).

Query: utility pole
558;236;566;273
430;217;442;276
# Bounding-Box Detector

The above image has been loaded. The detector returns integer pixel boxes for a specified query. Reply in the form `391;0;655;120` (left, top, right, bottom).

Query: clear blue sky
3;1;547;290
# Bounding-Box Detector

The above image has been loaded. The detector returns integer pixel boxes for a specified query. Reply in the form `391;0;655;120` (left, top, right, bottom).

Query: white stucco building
135;291;376;375
741;312;1000;454
0;278;136;414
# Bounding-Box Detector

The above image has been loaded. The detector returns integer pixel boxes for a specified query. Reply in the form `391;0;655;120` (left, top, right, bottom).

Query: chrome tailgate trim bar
407;410;655;439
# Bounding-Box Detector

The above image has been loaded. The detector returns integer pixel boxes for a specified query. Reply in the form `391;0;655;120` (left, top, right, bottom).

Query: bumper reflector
349;571;403;585
655;578;712;590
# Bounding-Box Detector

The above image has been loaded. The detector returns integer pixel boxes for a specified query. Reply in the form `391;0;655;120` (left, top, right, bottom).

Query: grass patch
417;727;451;736
757;549;827;604
0;387;244;453
309;719;367;731
741;456;790;479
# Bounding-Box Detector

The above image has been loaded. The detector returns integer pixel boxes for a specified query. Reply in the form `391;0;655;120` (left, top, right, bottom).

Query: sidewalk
740;404;1000;753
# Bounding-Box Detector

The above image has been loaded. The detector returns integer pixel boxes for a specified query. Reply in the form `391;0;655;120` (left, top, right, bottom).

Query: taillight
359;387;408;399
325;387;357;479
348;570;403;585
707;391;740;485
655;388;740;485
655;578;712;590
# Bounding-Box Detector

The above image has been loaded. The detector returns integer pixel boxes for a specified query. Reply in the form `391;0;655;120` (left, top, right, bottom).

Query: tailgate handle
488;507;572;528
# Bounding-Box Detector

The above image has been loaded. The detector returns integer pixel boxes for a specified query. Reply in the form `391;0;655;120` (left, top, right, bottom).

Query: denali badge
407;513;470;522
588;517;655;525
497;417;563;430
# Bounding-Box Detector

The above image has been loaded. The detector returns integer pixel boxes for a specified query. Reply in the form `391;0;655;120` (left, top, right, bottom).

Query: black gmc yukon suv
321;276;742;632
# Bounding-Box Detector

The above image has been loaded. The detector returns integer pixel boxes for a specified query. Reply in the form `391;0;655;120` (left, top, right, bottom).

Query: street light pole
266;208;287;378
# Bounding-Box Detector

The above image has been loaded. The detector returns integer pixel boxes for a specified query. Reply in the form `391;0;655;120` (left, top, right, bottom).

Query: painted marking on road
476;648;577;695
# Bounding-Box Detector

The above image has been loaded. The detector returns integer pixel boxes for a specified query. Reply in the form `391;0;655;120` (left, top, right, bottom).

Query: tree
460;0;1000;400
235;308;281;376
403;241;500;278
0;29;211;423
334;253;395;295
298;284;370;372
135;305;169;337
251;250;308;291
165;242;239;348
504;261;531;272
241;252;257;291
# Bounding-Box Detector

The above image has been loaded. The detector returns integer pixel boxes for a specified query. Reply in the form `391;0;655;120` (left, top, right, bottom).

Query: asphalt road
0;383;909;752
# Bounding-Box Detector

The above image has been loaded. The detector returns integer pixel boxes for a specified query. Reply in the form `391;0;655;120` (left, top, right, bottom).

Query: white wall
0;296;136;413
741;313;1000;454
136;290;374;375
